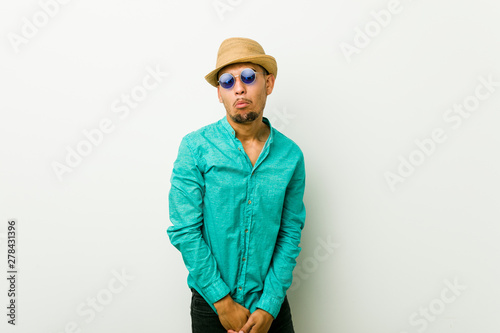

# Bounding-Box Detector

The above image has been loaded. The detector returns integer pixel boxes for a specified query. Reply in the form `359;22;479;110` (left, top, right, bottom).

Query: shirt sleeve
167;135;231;306
255;151;306;318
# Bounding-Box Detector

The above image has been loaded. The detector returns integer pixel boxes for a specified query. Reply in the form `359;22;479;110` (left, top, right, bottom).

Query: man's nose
233;77;246;94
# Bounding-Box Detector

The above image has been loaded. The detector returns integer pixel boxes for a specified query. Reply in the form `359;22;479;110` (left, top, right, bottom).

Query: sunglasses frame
218;68;266;89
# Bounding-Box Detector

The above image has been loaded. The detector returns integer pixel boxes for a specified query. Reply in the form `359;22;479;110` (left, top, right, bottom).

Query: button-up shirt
167;115;306;318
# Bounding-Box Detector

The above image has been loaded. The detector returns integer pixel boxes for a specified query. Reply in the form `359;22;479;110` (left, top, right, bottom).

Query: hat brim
205;55;277;87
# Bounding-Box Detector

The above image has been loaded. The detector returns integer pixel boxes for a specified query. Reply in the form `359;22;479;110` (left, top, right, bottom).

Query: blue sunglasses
218;68;266;89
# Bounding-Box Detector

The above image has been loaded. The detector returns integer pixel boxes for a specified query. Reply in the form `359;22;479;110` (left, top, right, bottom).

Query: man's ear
217;86;223;103
265;74;275;96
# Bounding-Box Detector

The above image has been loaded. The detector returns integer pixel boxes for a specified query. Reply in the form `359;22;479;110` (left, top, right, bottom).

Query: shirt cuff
255;293;284;319
201;278;231;305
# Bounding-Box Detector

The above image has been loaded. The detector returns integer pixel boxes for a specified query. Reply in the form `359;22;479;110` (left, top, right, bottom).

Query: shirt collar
219;115;274;145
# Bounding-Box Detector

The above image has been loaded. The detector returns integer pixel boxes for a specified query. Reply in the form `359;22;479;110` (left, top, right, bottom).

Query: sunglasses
218;68;266;89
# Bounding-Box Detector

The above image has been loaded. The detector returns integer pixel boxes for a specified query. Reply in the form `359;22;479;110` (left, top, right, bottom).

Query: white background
1;0;499;332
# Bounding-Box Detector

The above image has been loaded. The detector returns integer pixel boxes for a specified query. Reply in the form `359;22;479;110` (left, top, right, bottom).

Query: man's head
205;37;277;124
217;62;275;124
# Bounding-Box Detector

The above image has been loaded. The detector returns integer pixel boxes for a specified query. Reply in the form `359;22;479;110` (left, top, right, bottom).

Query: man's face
217;62;275;124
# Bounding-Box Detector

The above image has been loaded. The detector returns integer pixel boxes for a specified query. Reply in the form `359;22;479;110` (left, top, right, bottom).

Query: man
167;37;306;333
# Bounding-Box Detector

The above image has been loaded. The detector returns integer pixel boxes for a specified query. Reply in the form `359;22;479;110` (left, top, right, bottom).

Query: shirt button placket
239;172;254;300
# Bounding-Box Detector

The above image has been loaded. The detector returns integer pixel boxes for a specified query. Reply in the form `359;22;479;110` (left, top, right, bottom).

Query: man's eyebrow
219;65;260;75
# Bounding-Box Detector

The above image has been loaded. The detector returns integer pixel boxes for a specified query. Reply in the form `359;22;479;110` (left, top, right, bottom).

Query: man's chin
230;111;259;124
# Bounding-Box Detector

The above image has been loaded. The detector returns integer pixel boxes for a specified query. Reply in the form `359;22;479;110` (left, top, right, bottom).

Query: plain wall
1;0;499;332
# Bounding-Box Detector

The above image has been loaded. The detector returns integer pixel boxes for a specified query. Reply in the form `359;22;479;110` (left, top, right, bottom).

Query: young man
167;37;306;333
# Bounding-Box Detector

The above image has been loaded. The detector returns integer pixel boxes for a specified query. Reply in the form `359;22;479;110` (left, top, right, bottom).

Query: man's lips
234;99;251;108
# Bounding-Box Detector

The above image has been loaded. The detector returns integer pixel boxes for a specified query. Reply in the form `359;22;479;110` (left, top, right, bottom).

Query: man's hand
227;308;274;333
214;294;251;331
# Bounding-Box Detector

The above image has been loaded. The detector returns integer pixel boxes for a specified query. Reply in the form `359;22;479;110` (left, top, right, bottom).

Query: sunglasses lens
219;73;234;89
241;69;256;84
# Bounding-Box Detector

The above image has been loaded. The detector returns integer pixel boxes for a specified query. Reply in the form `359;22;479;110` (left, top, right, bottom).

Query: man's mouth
234;99;251;108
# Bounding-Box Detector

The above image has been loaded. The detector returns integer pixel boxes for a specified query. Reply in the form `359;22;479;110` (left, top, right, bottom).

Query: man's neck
226;114;269;143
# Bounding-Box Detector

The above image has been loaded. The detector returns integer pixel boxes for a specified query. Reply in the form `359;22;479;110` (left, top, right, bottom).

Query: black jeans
190;288;295;333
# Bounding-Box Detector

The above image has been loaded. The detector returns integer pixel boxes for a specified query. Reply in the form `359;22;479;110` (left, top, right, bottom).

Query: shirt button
239;286;242;291
248;200;251;204
242;257;246;261
245;229;248;233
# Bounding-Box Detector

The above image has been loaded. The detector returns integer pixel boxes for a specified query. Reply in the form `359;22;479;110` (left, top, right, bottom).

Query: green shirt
167;115;306;318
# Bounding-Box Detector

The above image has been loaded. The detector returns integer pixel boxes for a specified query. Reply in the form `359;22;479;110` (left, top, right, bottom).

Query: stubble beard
229;110;259;124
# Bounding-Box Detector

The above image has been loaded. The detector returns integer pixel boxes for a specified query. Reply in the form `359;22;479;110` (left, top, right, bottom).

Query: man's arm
255;151;306;319
167;135;230;305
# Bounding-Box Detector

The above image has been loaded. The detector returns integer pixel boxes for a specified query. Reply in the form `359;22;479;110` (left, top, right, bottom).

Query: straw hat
205;37;277;87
